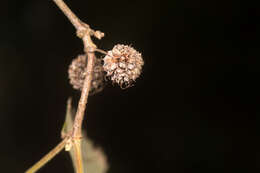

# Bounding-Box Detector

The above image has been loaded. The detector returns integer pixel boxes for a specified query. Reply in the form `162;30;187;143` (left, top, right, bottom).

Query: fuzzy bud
103;44;144;88
68;54;105;95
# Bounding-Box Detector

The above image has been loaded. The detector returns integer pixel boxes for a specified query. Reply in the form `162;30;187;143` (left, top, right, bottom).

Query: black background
0;0;259;172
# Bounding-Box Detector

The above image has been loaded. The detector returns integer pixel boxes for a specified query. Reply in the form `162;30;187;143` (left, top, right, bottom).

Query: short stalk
25;138;67;173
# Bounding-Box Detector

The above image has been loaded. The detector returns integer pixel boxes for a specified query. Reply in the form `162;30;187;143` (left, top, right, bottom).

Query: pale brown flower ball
68;54;105;95
103;44;144;88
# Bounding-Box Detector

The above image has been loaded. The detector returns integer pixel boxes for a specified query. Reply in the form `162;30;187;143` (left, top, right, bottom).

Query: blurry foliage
62;98;109;173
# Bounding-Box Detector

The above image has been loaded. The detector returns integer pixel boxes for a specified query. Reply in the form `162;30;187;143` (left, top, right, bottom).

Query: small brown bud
103;44;144;88
68;54;105;95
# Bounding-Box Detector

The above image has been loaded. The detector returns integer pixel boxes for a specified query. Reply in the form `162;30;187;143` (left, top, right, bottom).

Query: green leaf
62;98;109;173
61;98;75;138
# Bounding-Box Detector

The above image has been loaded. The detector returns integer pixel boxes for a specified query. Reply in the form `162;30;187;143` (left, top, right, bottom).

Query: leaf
61;98;75;138
62;98;109;173
81;136;109;173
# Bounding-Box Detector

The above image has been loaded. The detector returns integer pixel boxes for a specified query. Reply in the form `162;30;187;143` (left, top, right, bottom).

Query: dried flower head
103;44;144;88
68;54;105;95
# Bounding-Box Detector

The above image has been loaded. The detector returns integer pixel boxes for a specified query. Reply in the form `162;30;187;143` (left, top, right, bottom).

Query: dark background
0;0;259;172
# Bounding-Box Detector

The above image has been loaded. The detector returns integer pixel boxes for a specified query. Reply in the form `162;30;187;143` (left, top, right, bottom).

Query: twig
25;138;67;173
26;1;104;172
53;0;103;139
73;140;84;173
53;0;104;173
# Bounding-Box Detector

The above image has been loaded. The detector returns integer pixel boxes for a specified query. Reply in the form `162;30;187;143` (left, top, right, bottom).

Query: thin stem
94;48;109;56
52;0;98;140
25;1;105;172
73;140;84;173
52;1;104;173
72;49;95;138
52;0;104;41
53;0;86;29
25;139;67;173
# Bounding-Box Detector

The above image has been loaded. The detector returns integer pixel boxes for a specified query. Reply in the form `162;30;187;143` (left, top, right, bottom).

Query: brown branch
53;0;104;139
53;0;84;29
52;1;103;173
71;47;95;138
73;140;84;173
53;0;105;173
25;1;105;173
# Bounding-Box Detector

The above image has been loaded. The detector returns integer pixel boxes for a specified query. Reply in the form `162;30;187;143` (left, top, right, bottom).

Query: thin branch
53;0;101;139
72;48;95;138
73;140;84;173
52;1;105;173
53;0;104;41
26;1;105;172
53;0;102;140
25;138;67;173
53;0;85;29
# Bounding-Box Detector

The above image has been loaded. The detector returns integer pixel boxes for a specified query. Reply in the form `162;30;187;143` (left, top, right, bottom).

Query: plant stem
72;48;95;138
25;138;67;173
26;1;103;172
52;0;102;139
73;140;84;173
53;0;85;30
52;1;105;173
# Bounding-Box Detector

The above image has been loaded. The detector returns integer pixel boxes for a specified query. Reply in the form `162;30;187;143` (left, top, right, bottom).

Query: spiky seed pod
68;54;105;95
103;44;144;88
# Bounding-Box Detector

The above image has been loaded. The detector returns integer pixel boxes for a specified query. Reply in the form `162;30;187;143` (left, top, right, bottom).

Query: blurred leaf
62;98;109;173
61;98;75;138
81;135;109;173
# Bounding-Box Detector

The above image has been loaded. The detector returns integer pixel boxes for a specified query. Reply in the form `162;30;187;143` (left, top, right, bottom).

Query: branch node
65;137;73;151
85;46;96;53
76;28;88;39
94;30;105;39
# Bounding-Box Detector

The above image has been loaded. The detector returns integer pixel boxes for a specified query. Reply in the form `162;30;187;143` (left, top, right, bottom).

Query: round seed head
68;54;105;95
103;44;144;88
